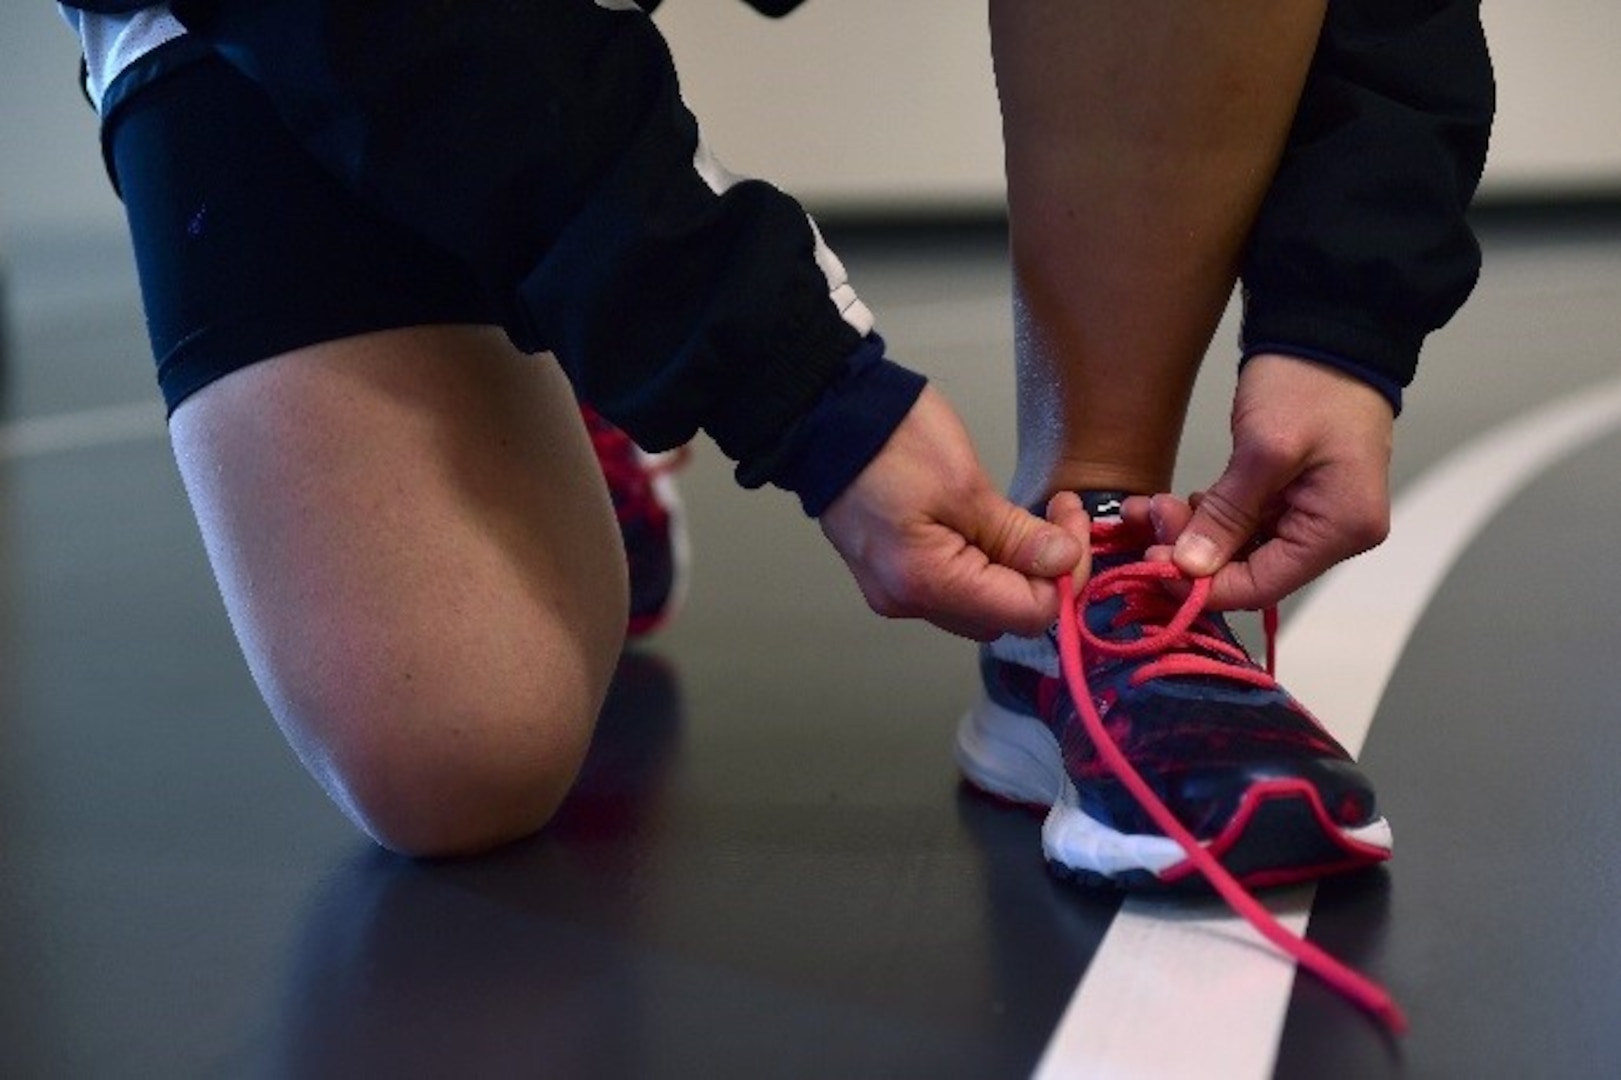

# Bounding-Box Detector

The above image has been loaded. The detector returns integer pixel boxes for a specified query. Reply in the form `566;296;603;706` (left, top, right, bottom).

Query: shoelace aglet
1280;913;1409;1036
1056;572;1408;1037
1365;988;1409;1037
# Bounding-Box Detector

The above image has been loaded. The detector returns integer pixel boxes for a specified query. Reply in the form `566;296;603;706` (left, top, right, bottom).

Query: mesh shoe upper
966;493;1401;1024
981;505;1379;843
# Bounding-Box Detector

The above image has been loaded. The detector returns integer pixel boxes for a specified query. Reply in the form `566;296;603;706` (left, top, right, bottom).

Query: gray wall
4;2;1620;247
1;5;123;244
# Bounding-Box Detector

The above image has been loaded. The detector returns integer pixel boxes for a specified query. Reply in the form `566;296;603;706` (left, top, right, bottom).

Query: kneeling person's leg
171;328;627;857
111;51;625;856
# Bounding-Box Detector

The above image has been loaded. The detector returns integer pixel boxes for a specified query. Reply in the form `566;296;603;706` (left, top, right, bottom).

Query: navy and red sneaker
581;405;690;638
955;493;1392;892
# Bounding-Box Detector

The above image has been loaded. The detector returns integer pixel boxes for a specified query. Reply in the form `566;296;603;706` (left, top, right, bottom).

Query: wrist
1240;344;1402;416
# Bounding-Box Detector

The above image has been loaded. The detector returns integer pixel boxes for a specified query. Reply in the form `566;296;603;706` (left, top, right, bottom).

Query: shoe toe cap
1088;756;1379;840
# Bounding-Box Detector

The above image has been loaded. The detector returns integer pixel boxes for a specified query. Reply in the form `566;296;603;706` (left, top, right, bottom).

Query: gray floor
1;216;1618;1077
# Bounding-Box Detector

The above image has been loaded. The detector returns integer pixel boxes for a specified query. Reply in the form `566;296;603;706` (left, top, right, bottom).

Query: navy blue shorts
103;43;500;414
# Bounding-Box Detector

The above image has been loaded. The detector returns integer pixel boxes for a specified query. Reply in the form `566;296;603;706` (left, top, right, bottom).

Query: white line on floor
0;400;165;461
1035;373;1621;1079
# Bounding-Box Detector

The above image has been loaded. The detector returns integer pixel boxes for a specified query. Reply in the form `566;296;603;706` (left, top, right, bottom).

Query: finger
1201;499;1388;611
1044;492;1093;574
1118;493;1188;546
1148;493;1194;545
1119;494;1152;542
973;493;1088;580
1173;456;1288;579
1199;537;1317;611
945;567;1065;639
1140;496;1193;593
882;551;1066;640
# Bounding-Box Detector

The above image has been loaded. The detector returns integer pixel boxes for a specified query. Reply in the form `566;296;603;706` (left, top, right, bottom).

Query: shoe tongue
1077;491;1154;571
1078;490;1132;523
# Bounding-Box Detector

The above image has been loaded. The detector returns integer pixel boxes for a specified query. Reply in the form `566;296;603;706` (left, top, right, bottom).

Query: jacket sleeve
170;0;913;500
1239;0;1495;411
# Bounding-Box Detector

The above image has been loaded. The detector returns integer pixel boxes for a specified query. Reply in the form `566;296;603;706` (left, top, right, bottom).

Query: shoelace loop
1056;570;1409;1035
1082;562;1277;689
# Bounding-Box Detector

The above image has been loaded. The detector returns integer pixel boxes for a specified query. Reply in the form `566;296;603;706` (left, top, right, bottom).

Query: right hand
819;387;1091;640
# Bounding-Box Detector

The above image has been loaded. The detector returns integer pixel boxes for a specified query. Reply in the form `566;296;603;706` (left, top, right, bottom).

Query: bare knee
344;725;590;859
279;650;612;859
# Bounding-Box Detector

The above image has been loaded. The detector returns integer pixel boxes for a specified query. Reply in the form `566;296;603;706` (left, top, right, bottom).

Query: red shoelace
1056;566;1408;1035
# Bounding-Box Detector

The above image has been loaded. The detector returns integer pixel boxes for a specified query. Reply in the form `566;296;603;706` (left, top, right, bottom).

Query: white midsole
954;696;1067;806
956;695;1394;877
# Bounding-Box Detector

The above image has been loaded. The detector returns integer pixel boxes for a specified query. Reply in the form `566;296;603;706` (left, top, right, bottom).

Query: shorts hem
98;33;215;197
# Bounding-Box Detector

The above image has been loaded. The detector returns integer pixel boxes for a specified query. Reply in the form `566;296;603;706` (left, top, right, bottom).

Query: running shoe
581;405;690;638
955;492;1393;892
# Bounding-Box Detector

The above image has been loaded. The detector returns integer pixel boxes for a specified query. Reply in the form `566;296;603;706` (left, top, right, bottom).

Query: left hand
1131;353;1394;610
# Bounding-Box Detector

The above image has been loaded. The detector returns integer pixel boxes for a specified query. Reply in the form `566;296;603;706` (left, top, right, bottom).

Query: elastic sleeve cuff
1239;297;1422;396
760;333;927;517
1240;342;1404;417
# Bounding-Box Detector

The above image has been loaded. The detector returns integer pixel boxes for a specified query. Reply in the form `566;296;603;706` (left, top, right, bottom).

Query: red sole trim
1155;778;1391;888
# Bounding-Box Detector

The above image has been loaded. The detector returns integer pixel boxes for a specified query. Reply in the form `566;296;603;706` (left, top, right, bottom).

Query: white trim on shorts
60;3;186;113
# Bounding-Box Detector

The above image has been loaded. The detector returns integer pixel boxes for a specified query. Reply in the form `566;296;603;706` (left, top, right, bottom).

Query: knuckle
1346;505;1392;553
1195;486;1261;538
865;589;907;620
879;561;932;617
1238;428;1304;474
986;508;1028;564
854;565;906;620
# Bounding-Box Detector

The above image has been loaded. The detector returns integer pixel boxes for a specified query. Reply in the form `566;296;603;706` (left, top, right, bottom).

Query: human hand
1133;354;1394;610
819;387;1091;640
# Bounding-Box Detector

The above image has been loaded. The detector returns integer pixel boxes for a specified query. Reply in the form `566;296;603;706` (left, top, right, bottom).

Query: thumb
975;491;1089;580
1174;458;1279;579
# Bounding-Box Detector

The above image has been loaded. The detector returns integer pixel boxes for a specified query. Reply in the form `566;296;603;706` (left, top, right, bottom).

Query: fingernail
1031;532;1077;576
1030;534;1056;575
1175;533;1220;575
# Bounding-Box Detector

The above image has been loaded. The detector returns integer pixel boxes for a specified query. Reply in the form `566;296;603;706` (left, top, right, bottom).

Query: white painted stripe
1035;373;1621;1079
1283;375;1621;757
0;401;165;461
